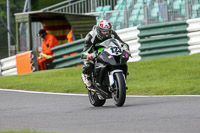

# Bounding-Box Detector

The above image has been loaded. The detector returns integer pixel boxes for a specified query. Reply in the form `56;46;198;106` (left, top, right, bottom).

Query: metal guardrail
139;34;188;50
50;27;139;69
138;21;188;37
28;0;200;57
52;39;84;58
50;18;200;69
0;51;38;76
3;18;200;75
42;0;117;13
0;56;17;76
137;18;200;60
51;39;84;68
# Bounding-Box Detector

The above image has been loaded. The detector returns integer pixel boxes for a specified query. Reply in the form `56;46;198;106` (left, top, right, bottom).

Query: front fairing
96;49;129;66
97;51;117;65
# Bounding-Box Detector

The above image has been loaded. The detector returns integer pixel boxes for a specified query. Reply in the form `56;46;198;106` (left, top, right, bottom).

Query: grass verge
0;54;200;95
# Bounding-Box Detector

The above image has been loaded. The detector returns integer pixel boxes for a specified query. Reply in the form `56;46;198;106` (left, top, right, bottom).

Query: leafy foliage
0;0;65;59
0;0;24;58
31;0;65;11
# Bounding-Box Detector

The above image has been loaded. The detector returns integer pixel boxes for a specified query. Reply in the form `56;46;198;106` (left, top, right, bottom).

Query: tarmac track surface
0;89;200;133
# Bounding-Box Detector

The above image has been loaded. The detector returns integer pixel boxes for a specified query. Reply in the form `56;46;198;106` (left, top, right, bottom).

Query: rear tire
113;72;126;107
88;90;106;107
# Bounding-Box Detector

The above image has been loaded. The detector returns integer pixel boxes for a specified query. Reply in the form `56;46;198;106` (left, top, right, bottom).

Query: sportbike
86;38;130;107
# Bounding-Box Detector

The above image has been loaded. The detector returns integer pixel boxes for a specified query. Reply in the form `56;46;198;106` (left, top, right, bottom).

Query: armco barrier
52;53;82;68
140;46;189;60
139;34;188;50
126;39;141;62
187;31;200;55
2;18;200;74
51;39;84;69
137;19;200;60
2;68;17;76
50;18;200;69
50;27;140;69
0;56;16;71
186;18;200;32
138;21;188;38
0;51;38;76
116;26;139;41
138;32;190;60
52;39;84;58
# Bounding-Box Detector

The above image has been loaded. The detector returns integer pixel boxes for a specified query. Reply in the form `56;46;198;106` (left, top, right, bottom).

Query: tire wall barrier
0;51;38;76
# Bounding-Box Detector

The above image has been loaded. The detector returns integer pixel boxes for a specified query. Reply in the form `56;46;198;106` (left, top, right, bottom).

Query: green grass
0;66;86;94
1;54;200;95
127;54;200;95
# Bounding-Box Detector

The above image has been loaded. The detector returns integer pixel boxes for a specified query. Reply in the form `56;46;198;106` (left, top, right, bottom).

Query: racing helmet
96;20;112;40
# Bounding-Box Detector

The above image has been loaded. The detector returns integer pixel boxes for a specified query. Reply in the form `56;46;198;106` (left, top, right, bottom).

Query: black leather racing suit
81;26;129;75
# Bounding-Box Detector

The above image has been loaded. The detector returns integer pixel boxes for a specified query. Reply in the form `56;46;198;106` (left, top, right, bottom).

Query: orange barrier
16;51;32;74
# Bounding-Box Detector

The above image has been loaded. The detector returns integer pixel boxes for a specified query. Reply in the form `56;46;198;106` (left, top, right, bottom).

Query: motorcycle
85;38;130;107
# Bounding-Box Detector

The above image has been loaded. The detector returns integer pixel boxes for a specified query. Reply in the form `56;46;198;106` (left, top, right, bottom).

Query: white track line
0;88;87;96
0;88;200;97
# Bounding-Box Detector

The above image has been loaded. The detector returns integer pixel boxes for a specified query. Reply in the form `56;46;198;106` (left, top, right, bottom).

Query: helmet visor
101;30;109;35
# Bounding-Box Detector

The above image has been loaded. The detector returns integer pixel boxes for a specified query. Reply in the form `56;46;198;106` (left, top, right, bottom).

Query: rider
81;20;130;89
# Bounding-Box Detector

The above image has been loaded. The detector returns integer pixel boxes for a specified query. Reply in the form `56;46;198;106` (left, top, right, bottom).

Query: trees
31;0;65;11
0;0;24;59
0;0;65;59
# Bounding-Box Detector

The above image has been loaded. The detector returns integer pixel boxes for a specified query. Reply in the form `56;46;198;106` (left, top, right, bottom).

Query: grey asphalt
0;90;200;133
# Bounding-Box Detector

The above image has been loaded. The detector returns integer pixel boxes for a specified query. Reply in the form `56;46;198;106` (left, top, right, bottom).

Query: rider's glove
87;53;96;60
125;49;132;57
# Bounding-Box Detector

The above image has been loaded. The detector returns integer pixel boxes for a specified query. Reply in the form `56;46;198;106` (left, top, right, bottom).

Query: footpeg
88;87;96;92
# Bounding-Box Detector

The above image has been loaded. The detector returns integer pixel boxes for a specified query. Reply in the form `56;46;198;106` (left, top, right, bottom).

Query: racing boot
81;73;92;89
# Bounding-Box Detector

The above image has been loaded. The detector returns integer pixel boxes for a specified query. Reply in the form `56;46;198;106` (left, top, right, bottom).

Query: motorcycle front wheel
88;90;106;107
113;72;126;107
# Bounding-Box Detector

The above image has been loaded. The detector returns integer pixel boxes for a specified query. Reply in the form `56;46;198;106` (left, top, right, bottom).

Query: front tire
88;90;106;107
113;72;126;107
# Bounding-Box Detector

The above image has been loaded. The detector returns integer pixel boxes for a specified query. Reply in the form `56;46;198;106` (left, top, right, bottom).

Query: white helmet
96;20;112;40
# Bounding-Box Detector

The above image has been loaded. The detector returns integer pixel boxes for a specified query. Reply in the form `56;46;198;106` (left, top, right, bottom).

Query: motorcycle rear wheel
88;90;106;107
113;72;126;107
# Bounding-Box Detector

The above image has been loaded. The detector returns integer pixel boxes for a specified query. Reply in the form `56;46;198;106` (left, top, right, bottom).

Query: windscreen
99;39;120;48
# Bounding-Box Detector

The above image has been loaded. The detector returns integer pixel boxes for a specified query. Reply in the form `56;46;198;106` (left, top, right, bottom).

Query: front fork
108;70;126;92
